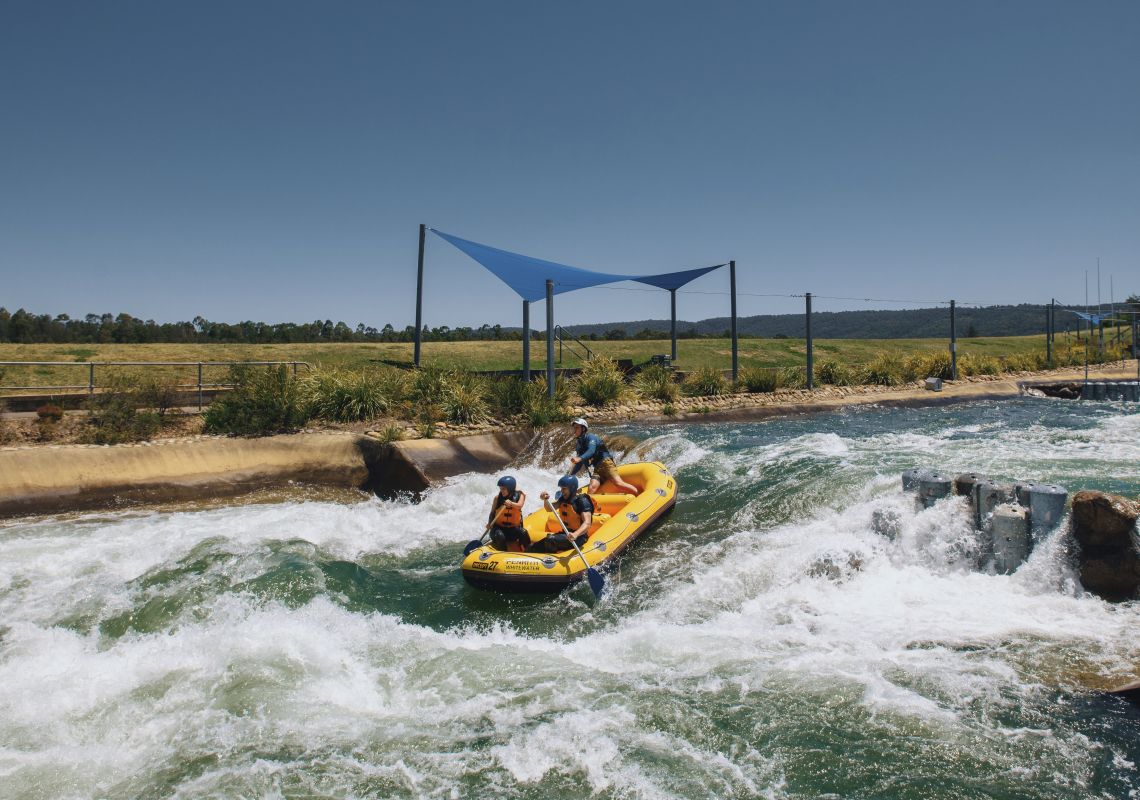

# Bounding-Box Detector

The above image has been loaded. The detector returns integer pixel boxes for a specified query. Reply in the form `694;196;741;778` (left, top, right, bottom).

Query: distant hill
562;303;1093;340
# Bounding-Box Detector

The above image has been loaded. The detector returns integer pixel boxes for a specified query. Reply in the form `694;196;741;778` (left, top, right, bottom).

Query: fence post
88;363;95;398
805;292;813;389
197;363;204;410
1046;302;1052;366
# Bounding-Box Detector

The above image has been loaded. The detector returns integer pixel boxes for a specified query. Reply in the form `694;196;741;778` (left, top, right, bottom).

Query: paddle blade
463;540;483;556
586;567;605;599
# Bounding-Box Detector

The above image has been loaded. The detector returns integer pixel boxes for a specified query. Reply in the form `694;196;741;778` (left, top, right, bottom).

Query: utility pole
806;292;814;389
729;260;738;383
950;300;957;380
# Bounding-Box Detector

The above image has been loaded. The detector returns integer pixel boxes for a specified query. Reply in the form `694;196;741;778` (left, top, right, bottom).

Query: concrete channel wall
0;430;536;517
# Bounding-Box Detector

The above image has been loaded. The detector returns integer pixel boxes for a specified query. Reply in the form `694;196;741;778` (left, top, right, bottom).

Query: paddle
544;496;605;599
464;502;507;556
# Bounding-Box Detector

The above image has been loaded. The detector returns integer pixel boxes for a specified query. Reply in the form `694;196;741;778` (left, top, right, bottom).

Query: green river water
0;398;1138;798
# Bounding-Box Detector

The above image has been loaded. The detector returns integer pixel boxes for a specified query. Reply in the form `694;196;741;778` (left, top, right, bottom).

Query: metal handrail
553;326;595;365
0;361;312;410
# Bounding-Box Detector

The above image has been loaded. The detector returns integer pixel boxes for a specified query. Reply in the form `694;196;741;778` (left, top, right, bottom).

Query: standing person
488;476;529;551
532;476;594;553
568;417;638;495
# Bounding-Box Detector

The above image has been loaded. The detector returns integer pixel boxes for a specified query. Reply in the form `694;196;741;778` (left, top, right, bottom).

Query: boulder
1070;490;1140;601
1071;491;1140;548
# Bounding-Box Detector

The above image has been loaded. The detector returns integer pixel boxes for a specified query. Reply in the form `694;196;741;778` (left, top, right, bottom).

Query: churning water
1;399;1138;799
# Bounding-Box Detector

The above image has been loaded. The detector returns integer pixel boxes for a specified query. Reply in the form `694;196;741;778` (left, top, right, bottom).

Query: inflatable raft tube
461;461;677;592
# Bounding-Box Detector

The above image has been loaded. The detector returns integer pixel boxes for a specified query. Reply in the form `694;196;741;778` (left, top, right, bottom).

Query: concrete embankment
0;430;535;517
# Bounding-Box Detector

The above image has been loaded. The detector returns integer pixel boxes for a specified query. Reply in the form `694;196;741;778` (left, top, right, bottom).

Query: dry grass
0;332;1124;397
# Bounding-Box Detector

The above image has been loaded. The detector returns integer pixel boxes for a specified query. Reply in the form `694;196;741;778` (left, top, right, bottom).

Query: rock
1070;490;1140;601
1071;490;1140;548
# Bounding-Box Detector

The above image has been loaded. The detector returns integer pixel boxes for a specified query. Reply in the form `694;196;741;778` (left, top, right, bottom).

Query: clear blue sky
1;1;1137;329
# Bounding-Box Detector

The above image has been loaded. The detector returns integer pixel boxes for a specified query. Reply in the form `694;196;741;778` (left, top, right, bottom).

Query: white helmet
572;417;588;429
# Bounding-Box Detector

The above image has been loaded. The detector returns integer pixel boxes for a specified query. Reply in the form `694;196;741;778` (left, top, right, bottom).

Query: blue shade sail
632;263;725;291
430;229;636;302
1069;311;1110;326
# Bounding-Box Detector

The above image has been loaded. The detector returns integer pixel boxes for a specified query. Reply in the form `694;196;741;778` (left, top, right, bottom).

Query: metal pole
414;223;426;368
670;288;678;362
197;362;204;410
88;363;95;398
522;301;530;381
950;299;957;380
729;260;738;383
546;280;555;399
806;292;813;389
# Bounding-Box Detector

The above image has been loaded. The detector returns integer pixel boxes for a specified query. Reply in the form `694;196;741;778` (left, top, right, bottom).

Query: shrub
374;423;404;443
416;402;443;438
203;365;311;436
779;366;807;389
661;403;677;416
737;366;779;393
682;366;728;397
410;368;446;404
524;378;570;427
134;376;183;419
487;376;537;417
35;404;64;422
305;369;390;422
80;375;164;444
441;374;489;424
958;353;1000;377
574;356;626;406
634;364;680;402
814;359;862;386
905;351;953;381
863;351;905;386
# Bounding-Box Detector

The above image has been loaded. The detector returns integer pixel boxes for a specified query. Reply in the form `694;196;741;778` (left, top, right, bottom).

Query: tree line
0;308;547;344
2;298;1134;345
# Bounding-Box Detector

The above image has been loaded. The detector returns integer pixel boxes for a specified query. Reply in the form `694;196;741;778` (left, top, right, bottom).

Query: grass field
0;332;1112;396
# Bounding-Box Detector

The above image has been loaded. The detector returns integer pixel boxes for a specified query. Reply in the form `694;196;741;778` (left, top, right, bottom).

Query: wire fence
0;361;312;410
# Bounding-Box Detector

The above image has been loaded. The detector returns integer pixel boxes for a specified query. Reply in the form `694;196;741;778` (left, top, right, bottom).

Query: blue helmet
556;475;578;499
497;475;517;492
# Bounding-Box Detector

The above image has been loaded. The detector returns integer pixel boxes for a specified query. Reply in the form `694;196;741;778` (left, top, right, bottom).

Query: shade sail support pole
414;223;426;368
670;289;678;362
546;280;555;398
522;300;531;381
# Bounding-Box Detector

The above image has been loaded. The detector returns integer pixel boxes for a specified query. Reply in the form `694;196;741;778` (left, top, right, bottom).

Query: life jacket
494;491;523;526
575;433;612;468
557;494;594;532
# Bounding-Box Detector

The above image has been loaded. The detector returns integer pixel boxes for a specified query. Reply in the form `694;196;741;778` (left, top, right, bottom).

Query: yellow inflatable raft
461;461;676;592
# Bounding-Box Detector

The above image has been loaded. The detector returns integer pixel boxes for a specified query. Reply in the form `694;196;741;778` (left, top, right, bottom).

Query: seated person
530;475;594;553
488;475;528;551
569;417;638;495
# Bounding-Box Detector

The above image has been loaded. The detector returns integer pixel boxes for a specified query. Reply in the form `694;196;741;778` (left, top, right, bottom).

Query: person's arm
571;497;593;539
512;491;526;510
488;497;500;525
